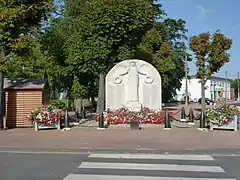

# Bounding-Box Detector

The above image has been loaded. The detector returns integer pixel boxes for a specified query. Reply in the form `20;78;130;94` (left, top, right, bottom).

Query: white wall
175;77;231;102
175;78;211;102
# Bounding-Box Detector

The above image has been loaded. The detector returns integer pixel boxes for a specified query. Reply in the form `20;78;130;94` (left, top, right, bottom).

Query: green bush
49;100;67;110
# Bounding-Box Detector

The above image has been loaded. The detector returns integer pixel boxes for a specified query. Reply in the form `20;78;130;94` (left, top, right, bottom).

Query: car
198;98;214;105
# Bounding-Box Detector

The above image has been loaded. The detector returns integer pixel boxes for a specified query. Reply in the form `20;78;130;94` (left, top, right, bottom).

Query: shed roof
4;78;47;90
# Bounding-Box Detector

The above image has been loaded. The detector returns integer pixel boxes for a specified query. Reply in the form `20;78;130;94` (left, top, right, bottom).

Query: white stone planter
210;115;238;131
34;121;61;131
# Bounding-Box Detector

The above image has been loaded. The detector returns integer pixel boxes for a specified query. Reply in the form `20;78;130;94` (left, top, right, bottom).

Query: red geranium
26;104;65;125
94;107;165;125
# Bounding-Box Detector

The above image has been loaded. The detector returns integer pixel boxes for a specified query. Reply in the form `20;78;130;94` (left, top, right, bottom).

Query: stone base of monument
108;123;164;129
126;101;142;112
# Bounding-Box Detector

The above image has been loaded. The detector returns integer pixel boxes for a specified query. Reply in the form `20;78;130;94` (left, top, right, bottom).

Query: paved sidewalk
0;128;239;151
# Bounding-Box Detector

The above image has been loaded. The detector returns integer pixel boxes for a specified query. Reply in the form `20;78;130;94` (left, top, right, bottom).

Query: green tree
61;0;163;111
230;79;239;99
136;18;189;102
0;0;54;129
6;33;49;79
189;31;232;116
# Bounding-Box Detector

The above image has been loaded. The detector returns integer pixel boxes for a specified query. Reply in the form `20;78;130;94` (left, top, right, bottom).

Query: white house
175;75;231;102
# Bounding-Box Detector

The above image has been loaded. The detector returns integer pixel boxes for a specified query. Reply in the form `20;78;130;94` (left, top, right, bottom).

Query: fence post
64;109;69;128
189;108;194;123
82;107;86;119
199;110;205;129
164;110;171;129
98;111;104;129
180;107;186;120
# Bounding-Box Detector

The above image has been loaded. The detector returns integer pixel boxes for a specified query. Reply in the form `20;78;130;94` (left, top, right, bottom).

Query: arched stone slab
106;59;162;111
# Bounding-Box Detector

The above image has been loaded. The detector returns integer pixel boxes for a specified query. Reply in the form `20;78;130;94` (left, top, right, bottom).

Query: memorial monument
106;59;162;111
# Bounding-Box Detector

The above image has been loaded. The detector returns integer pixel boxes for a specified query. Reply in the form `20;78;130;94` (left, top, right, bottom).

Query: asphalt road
0;150;239;180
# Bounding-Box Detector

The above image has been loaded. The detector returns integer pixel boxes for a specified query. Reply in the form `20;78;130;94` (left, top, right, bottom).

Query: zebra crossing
63;153;237;180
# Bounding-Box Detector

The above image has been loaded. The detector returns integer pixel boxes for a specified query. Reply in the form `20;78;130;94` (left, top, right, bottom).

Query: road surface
0;150;239;180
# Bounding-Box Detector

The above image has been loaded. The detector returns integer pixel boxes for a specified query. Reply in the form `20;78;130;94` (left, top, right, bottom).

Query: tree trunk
200;78;206;128
0;72;4;130
201;78;206;112
96;73;105;114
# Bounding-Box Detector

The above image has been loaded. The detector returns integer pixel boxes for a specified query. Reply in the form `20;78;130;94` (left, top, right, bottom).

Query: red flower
94;107;165;125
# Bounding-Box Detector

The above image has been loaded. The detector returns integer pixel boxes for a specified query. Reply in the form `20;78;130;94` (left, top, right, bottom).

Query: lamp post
0;55;5;130
184;55;188;107
225;71;228;104
0;71;3;130
213;84;216;102
238;72;239;101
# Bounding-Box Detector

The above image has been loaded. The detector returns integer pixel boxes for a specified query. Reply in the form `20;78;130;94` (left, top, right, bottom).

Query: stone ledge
108;124;164;129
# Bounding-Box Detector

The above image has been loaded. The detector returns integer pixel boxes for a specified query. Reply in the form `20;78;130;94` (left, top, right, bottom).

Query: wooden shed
4;78;48;128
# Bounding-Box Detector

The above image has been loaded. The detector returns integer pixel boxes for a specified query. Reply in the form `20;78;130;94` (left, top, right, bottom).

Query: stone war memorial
104;59;163;125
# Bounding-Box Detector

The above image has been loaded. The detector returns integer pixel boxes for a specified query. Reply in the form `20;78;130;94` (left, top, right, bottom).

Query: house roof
4;78;47;90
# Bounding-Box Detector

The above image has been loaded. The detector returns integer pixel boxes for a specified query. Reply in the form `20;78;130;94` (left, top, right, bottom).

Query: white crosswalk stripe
63;174;236;180
78;162;224;172
88;153;215;161
63;153;237;180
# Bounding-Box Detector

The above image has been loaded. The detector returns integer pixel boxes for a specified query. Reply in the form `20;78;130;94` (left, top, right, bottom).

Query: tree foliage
189;31;232;111
136;18;188;101
52;0;164;99
0;0;54;71
0;0;54;128
189;31;232;80
3;0;191;105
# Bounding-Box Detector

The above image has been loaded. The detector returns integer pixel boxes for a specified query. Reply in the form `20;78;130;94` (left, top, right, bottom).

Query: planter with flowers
206;105;239;131
26;105;65;131
94;107;164;128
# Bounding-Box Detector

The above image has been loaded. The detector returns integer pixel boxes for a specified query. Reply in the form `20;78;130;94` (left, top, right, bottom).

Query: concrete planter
210;115;238;131
34;121;61;131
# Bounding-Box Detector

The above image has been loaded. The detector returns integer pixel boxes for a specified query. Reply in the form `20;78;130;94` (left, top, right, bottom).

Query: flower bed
206;105;240;126
94;107;166;125
26;104;65;125
206;104;240;131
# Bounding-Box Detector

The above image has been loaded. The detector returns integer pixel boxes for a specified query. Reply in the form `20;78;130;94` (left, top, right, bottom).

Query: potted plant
206;104;239;131
26;104;65;131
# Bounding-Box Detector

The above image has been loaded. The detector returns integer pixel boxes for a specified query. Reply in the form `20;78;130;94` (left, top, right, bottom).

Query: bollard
189;108;194;123
82;107;86;119
64;109;69;128
180;107;185;120
75;108;79;119
199;110;205;129
98;111;104;128
164;110;171;129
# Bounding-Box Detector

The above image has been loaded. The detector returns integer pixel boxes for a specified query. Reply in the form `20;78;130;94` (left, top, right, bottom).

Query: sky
160;0;240;79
